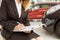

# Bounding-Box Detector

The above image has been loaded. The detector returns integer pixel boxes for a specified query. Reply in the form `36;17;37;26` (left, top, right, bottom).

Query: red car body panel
28;8;49;19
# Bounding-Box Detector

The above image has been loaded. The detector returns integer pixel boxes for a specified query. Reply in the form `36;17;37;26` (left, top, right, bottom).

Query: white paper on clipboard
13;25;39;32
13;24;46;32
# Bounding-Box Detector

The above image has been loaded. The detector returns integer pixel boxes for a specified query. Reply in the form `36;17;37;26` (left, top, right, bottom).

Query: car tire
55;21;60;38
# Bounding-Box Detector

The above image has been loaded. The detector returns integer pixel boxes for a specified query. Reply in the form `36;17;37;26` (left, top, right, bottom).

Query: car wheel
55;21;60;38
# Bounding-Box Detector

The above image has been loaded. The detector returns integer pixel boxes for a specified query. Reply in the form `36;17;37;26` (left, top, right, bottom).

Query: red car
28;2;60;21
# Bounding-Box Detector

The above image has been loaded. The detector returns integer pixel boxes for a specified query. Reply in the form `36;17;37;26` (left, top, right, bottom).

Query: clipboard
13;25;40;32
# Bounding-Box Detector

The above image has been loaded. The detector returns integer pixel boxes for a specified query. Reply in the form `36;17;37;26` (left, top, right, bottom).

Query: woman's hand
14;23;31;33
14;24;25;31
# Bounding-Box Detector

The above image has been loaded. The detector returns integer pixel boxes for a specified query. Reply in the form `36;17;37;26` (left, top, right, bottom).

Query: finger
18;24;25;29
36;37;41;40
19;24;25;28
31;38;36;40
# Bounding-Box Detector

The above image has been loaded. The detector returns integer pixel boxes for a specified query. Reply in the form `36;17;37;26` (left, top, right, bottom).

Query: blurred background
0;0;60;40
28;0;60;21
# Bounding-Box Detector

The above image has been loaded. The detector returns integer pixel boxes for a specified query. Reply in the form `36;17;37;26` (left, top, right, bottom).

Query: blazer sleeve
23;10;30;26
0;0;18;33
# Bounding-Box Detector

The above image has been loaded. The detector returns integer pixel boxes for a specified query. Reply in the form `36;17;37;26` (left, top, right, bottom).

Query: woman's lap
6;32;39;40
29;32;39;39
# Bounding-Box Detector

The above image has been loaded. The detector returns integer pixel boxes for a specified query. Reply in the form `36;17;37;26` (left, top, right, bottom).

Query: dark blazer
0;0;39;40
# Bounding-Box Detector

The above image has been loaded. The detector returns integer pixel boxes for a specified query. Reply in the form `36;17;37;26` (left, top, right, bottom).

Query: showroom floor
30;21;60;40
0;21;60;40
